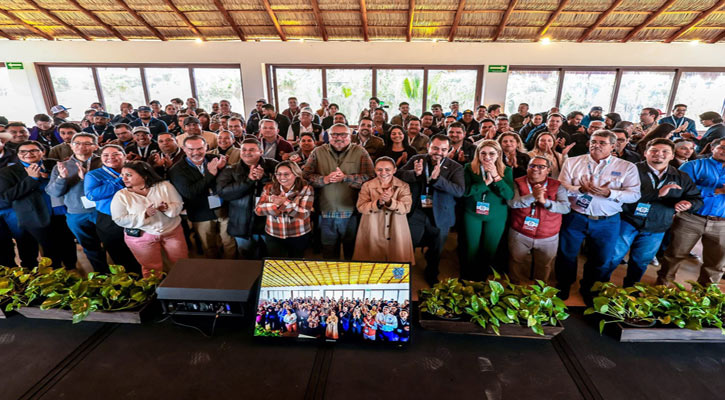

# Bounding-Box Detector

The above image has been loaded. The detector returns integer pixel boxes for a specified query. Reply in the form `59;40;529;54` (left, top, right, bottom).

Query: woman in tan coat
353;157;415;264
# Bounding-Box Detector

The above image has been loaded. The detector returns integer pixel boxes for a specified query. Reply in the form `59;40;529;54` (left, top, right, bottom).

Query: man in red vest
507;155;571;284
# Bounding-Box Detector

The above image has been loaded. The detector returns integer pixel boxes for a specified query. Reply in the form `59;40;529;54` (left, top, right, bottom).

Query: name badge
421;195;433;208
523;216;540;232
476;202;490;215
611;171;622;177
575;194;593;210
50;196;64;208
80;196;96;209
207;195;222;209
634;203;651;218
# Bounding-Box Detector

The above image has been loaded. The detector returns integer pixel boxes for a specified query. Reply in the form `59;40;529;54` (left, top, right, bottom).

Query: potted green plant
419;278;472;320
584;282;657;334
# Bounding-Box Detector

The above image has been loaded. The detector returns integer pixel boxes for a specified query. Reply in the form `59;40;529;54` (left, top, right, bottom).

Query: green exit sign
488;65;508;73
5;62;24;70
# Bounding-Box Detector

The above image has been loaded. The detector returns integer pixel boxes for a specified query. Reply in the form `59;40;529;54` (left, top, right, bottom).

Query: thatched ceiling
0;0;724;43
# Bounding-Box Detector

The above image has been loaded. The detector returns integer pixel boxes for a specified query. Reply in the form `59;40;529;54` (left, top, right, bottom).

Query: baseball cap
50;105;70;114
462;109;473;115
300;107;314;115
137;106;152;112
93;111;110;119
590;106;603;112
132;126;151;134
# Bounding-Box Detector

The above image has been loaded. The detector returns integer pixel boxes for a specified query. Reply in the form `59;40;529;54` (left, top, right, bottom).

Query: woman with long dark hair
378;125;417;167
635;123;675;155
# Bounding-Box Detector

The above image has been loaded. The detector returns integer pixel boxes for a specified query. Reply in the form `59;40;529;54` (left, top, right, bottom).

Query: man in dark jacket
130;106;168;139
216;138;277;258
682;111;725;154
602;138;702;287
613;129;642;164
259;119;294;161
0;131;18;168
262;104;291;140
82;111;116;143
168;136;236;259
125;126;160;162
0;140;76;269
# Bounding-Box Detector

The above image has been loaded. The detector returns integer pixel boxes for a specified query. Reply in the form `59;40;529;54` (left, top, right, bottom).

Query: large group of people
1;93;724;304
256;296;410;342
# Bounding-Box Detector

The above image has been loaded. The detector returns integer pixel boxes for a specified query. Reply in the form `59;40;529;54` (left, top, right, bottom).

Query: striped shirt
255;183;314;238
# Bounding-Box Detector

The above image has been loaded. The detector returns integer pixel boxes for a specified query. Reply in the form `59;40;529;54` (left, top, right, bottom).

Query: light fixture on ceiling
195;37;203;43
540;37;551;45
690;39;700;46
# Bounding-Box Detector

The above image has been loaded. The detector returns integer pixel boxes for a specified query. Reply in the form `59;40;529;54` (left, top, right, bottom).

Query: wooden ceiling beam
621;0;678;42
114;0;166;41
538;0;570;38
161;0;206;41
448;0;467;42
492;0;518;41
65;0;127;40
359;0;369;41
578;0;624;42
261;0;287;41
212;0;245;41
308;0;328;41
0;9;54;40
0;28;14;40
664;0;725;43
709;28;725;43
24;0;92;40
407;0;415;42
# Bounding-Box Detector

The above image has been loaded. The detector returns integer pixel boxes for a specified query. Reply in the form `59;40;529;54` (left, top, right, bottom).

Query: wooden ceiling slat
161;0;206;41
114;0;166;41
709;29;725;43
448;0;466;42
359;0;369;41
212;0;245;41
0;9;54;40
538;0;570;38
664;0;725;43
578;0;624;42
24;0;92;40
621;0;679;43
0;28;14;40
261;0;287;41
309;0;328;41
406;0;414;42
492;0;517;42
64;0;127;40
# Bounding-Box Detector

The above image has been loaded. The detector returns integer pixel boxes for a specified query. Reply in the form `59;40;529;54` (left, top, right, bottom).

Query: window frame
36;62;244;116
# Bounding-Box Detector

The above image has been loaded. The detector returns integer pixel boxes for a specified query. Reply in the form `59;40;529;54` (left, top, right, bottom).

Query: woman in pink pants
111;161;188;277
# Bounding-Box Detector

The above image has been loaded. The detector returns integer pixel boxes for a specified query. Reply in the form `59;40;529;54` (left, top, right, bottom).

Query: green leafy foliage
2;259;162;323
584;281;725;335
419;273;569;336
254;324;282;337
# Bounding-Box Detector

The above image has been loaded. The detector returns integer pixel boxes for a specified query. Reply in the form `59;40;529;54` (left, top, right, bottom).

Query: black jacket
167;154;223;222
216;158;278;238
615;147;643;164
124;141;161;162
0;160;58;229
0;148;18;169
289;122;323;142
621;162;703;233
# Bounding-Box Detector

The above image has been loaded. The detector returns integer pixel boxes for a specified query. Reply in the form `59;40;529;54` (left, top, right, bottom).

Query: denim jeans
319;215;358;260
65;212;108;272
604;220;665;287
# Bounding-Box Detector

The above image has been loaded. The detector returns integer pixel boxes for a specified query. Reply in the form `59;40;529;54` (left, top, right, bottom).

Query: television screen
254;259;411;344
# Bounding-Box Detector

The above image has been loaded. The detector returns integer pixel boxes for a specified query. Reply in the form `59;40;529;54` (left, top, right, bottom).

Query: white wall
2;40;725;122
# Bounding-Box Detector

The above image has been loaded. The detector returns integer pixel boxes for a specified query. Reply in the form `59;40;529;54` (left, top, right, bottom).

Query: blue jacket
659;116;698;139
83;166;125;215
581;114;604;129
46;155;103;214
680;157;725;218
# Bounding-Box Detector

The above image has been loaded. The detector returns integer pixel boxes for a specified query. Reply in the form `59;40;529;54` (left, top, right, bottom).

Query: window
673;72;725;130
145;68;192;107
326;69;372;121
48;67;99;121
193;68;245;116
376;69;424;116
369;290;383;300
97;67;145;115
615;71;675;123
383;290;398;301
275;68;323;113
427;69;479;112
505;70;559;115
0;68;37;125
559;71;616;115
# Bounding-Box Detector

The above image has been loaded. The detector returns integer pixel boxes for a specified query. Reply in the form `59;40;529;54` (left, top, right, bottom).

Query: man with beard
510;103;532;132
125;126;160;162
228;116;248;145
468;118;497;144
581;106;604;128
390;102;416;128
405;118;430;154
176;117;218;150
459;110;480;137
431;104;445;128
262;104;291;139
352;117;384;160
420;112;441;137
246;98;266;136
49;123;81;161
446;122;475;165
130;106;168;139
148;132;185;177
110;102;136;125
83;111;115;144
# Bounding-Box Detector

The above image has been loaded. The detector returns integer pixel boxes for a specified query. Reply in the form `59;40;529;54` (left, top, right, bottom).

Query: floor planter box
16;301;154;324
419;316;564;340
614;322;725;343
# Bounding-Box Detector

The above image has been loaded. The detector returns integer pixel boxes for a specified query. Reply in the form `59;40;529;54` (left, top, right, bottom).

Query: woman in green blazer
462;139;514;281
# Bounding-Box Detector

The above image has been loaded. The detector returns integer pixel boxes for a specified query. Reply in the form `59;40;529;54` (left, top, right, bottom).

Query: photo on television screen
255;259;411;344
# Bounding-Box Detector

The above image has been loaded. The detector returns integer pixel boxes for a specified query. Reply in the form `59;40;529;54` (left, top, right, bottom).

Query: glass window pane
97;67;145;116
615;71;675;123
275;68;323;113
48;67;99;121
193;68;244;116
673;72;725;131
504;70;559;115
370;290;383;300
326;69;372;121
376;69;424;117
383;290;398;301
145;68;192;108
426;69;479;112
559;71;616;115
0;68;37;125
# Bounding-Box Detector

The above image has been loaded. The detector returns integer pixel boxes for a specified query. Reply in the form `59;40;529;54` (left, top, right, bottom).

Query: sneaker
651;257;659;266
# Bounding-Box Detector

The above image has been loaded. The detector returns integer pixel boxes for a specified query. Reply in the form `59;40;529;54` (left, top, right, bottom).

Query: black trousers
95;212;142;275
26;215;77;269
266;233;310;258
0;210;40;268
408;209;446;281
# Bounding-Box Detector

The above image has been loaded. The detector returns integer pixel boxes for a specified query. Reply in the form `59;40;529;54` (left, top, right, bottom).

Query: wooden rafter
24;0;91;40
261;0;286;41
709;29;725;44
0;9;54;40
664;0;725;43
161;0;206;41
407;0;415;42
448;0;467;42
114;0;166;41
309;0;328;41
0;28;14;40
621;0;678;42
493;0;518;41
578;0;624;42
359;0;369;41
212;0;245;41
538;0;570;37
65;0;127;40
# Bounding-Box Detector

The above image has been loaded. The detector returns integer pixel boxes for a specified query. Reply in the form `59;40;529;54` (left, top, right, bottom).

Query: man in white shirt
556;130;641;301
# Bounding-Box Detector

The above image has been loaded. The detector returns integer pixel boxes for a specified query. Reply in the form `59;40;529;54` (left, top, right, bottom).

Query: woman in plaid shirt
255;161;314;257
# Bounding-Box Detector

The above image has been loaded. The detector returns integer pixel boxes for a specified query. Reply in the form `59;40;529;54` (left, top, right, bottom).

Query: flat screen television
254;259;411;345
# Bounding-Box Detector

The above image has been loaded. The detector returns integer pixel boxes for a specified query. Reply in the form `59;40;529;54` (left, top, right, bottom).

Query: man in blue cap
130;106;168;139
82;111;115;144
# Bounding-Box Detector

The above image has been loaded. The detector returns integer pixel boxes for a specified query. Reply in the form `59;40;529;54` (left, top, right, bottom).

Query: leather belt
574;211;615;220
